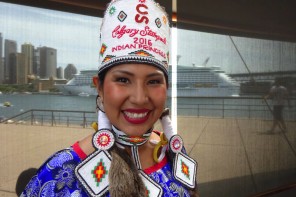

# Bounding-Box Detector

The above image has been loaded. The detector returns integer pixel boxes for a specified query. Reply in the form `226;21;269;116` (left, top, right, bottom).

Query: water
0;93;295;121
0;94;97;119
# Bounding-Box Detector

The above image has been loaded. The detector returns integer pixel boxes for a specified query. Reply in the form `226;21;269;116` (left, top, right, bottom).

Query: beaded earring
159;108;198;189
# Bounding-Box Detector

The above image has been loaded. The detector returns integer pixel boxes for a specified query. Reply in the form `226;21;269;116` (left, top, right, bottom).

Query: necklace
75;109;197;196
112;125;153;146
75;126;163;197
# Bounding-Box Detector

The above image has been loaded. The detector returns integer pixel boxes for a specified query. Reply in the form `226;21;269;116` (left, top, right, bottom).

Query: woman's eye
116;77;129;83
148;79;161;84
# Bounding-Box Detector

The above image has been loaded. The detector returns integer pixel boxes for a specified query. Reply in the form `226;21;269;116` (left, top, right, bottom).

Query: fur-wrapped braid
109;146;146;197
189;185;200;197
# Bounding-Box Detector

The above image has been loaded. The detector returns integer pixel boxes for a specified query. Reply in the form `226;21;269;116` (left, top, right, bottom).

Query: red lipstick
123;109;150;124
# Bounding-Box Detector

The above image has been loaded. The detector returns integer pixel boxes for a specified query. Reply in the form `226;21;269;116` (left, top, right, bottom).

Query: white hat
98;0;170;77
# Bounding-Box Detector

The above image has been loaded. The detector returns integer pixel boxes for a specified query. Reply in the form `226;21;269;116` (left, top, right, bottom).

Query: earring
96;95;105;112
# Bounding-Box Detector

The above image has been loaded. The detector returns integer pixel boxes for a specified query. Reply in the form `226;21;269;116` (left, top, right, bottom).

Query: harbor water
0;93;295;121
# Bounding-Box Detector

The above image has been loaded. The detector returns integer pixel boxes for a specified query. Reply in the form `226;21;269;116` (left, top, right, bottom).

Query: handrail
0;109;32;122
1;96;295;125
250;183;296;197
0;109;97;128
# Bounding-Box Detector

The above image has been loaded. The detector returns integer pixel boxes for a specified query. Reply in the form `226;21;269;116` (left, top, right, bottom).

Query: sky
0;2;101;71
1;2;296;74
177;29;296;74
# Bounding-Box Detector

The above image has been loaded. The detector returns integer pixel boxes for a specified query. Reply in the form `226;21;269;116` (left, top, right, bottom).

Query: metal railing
173;96;296;120
0;109;97;128
1;97;295;127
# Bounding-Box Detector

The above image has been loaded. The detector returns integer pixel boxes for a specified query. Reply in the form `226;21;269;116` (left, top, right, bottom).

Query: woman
21;0;198;196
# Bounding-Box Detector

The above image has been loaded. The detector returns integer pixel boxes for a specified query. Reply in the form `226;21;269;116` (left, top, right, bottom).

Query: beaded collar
112;125;153;146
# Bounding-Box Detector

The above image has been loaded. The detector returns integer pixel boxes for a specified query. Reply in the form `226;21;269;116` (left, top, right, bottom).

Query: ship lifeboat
78;92;90;97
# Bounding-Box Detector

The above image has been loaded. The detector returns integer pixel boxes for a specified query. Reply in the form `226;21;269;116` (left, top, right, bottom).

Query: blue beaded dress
21;142;190;197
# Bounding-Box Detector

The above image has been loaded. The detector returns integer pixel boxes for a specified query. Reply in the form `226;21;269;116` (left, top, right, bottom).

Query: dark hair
15;168;38;196
98;68;108;86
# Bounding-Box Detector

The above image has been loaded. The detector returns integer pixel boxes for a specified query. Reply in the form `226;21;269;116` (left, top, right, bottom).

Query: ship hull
55;66;240;97
55;84;97;96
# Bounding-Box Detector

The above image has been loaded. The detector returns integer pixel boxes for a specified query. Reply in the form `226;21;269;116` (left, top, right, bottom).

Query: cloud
0;2;101;70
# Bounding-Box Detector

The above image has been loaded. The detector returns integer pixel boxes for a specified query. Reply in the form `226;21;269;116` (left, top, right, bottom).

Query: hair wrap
160;108;177;140
98;110;111;130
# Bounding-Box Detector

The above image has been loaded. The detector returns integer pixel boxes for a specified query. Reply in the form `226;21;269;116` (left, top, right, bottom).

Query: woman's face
98;64;167;136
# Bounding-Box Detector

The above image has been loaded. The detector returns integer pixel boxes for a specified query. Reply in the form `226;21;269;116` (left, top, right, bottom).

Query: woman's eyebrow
111;70;164;78
147;72;164;78
111;70;134;76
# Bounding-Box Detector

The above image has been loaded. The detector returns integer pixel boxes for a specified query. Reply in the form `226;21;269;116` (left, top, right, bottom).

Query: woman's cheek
104;85;126;101
152;87;167;102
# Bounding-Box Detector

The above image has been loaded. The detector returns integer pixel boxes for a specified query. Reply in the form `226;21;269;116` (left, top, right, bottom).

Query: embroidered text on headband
98;0;171;77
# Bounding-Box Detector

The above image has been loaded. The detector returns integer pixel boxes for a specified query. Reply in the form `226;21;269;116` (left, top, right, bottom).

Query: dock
0;117;296;196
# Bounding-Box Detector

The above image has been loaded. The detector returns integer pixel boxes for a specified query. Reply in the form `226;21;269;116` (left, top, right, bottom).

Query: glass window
0;1;295;196
175;13;296;197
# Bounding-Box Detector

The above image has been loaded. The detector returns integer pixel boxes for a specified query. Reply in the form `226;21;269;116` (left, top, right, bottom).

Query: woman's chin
121;126;152;137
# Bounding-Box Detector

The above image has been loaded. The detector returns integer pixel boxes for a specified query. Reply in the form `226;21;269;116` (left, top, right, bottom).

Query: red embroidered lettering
135;4;149;24
136;4;148;15
112;44;137;52
112;26;166;45
112;25;139;38
135;15;149;24
140;26;166;44
137;44;166;58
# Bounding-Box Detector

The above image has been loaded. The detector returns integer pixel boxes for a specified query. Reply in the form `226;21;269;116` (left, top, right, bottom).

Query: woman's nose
130;83;149;105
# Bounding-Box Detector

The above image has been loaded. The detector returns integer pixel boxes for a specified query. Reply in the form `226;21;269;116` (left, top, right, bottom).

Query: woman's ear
93;76;103;98
92;76;98;87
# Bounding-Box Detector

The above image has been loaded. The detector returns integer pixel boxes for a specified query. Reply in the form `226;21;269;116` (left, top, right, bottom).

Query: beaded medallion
75;150;112;197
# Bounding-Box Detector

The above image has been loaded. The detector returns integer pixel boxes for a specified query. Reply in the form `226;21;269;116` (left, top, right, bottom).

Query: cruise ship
55;70;98;96
55;66;240;97
167;66;239;97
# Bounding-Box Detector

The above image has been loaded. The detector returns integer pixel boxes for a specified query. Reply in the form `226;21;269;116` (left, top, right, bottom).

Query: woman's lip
122;109;150;124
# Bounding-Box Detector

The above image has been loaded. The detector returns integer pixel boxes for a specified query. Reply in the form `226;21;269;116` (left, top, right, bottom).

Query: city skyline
0;2;101;72
1;2;296;75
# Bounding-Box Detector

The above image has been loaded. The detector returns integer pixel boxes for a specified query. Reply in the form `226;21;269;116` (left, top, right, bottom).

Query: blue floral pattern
20;175;40;197
21;147;190;196
47;150;73;170
149;164;190;197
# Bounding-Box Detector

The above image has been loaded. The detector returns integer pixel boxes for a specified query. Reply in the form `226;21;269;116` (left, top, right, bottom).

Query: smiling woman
20;0;199;196
2;0;296;197
98;64;167;137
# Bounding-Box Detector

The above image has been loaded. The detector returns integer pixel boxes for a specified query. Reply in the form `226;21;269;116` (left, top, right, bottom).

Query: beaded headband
98;0;170;77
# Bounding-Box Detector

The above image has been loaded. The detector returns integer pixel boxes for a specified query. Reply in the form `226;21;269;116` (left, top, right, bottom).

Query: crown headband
98;0;170;77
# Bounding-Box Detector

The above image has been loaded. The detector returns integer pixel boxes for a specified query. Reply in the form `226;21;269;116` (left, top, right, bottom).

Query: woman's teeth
124;112;148;118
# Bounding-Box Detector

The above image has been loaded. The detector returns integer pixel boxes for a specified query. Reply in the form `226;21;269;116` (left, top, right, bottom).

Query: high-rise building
4;39;17;83
33;47;41;76
57;66;64;79
64;63;77;80
9;53;27;84
21;43;34;75
0;57;3;84
0;33;3;84
39;47;57;79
